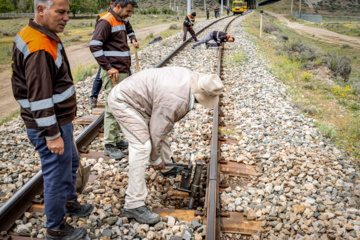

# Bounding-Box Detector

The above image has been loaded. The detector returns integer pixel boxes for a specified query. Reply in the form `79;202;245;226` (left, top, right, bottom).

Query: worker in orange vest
183;12;198;42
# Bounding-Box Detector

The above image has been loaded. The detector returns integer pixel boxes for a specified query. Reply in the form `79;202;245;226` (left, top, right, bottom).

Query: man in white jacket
108;67;224;224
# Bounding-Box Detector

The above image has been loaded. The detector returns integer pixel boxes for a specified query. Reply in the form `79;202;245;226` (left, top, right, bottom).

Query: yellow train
232;1;247;15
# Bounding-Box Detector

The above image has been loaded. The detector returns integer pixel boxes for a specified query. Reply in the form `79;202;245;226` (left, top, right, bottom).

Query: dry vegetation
243;12;360;159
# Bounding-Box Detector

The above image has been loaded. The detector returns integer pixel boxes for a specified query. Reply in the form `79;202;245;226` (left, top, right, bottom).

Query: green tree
0;0;15;13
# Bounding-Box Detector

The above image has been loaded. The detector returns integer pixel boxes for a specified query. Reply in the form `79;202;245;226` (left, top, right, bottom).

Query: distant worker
227;6;230;16
11;0;93;239
206;8;209;20
183;12;198;42
89;0;116;109
214;5;220;18
108;67;224;224
192;31;235;49
90;0;139;160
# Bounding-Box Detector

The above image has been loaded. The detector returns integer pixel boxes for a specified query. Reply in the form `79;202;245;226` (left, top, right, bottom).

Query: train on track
231;0;247;15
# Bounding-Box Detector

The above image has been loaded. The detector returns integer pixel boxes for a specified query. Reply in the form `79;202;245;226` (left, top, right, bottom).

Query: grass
0;109;19;126
224;51;247;67
243;11;360;159
72;63;98;84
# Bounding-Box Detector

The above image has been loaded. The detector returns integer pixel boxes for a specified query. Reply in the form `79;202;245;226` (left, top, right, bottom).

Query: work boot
66;201;93;217
194;38;199;42
104;144;124;160
122;205;161;225
116;139;129;150
46;220;87;240
205;43;209;49
191;45;195;49
89;97;97;108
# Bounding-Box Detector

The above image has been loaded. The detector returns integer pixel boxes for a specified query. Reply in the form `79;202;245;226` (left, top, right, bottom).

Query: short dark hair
191;12;196;17
114;0;138;8
232;37;235;42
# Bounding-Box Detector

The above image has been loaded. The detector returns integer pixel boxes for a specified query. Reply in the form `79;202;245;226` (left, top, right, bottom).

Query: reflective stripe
92;50;104;58
35;115;57;127
16;86;75;110
30;98;53;111
53;85;75;103
128;33;135;37
90;40;103;46
17;99;30;108
104;51;130;57
216;31;220;42
14;34;30;60
55;43;63;69
112;25;126;33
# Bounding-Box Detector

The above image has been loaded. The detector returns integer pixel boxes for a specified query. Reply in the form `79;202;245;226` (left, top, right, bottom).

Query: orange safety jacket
183;14;195;28
90;8;136;73
11;20;76;139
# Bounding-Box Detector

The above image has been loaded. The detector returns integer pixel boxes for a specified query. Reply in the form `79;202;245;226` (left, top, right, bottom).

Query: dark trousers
206;13;209;19
183;26;197;42
90;66;102;99
91;66;132;99
27;123;79;229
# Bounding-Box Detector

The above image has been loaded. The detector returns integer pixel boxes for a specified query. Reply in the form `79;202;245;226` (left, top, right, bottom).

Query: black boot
46;220;87;240
122;205;161;225
66;201;93;217
116;139;129;150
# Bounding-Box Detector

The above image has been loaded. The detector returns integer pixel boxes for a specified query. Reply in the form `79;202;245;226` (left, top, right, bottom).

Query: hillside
135;0;224;10
263;0;360;16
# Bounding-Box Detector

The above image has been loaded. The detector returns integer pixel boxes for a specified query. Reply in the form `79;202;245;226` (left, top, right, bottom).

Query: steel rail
0;15;235;234
205;15;240;240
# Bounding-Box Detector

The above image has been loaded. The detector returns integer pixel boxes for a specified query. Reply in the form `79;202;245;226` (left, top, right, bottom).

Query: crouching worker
108;67;224;224
192;31;235;49
11;0;93;239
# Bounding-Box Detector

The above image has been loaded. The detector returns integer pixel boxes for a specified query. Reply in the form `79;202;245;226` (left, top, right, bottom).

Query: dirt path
0;22;181;121
266;12;360;48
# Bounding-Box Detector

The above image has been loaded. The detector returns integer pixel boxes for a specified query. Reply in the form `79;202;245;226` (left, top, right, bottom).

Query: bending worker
11;0;93;239
183;12;198;42
108;67;224;224
90;0;139;160
192;31;235;49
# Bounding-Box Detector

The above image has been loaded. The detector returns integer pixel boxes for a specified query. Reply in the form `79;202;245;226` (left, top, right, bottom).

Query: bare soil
267;12;360;47
0;22;180;121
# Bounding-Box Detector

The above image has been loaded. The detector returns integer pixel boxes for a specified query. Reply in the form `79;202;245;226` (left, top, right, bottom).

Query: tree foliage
0;0;15;13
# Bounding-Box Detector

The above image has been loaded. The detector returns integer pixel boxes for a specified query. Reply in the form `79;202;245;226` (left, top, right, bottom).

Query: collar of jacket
109;8;124;22
28;19;60;42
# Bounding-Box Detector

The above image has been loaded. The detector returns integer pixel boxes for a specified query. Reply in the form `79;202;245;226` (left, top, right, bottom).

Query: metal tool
166;160;207;209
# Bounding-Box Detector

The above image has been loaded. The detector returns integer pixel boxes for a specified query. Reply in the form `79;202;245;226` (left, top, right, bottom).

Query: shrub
323;54;352;81
301;71;314;82
315;121;338;140
72;64;97;83
263;22;278;34
169;24;178;30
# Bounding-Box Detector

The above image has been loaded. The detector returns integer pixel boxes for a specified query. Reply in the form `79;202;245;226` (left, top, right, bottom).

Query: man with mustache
11;0;92;239
90;0;139;160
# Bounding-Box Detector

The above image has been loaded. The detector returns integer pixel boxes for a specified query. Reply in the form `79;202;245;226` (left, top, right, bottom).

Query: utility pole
221;0;223;15
204;0;206;12
299;0;302;18
187;0;191;15
290;0;293;15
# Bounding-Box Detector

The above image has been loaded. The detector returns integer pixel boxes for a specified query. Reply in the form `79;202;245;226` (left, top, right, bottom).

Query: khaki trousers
101;69;129;146
108;93;173;209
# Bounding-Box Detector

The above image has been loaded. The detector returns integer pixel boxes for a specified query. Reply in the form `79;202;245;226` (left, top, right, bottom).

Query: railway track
0;12;265;240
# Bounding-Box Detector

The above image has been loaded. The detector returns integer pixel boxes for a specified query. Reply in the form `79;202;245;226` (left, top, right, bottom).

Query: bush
324;54;352;81
169;24;178;30
263;22;278;34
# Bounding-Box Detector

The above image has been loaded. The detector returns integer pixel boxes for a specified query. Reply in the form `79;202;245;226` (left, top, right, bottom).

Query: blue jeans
27;123;79;229
193;31;218;48
91;67;132;99
206;13;209;19
90;66;102;99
